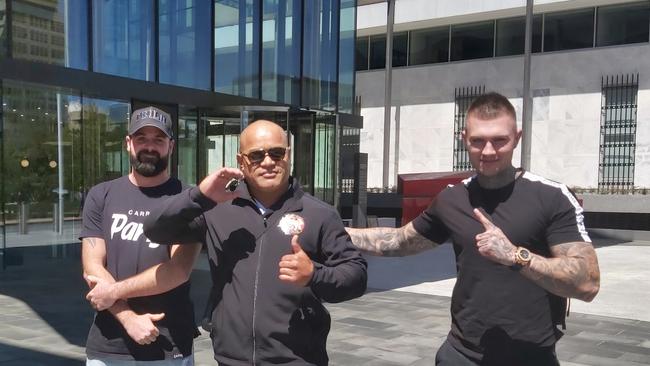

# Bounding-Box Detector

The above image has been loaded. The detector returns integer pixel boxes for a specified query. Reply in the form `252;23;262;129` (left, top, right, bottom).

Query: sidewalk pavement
0;237;649;365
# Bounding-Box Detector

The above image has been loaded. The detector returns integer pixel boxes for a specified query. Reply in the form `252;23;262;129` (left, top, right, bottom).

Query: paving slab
0;244;649;366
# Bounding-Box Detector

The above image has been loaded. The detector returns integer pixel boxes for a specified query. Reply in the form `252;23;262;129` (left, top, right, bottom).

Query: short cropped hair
466;92;516;122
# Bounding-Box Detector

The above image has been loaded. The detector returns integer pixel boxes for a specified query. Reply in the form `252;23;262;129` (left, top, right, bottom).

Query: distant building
0;0;360;269
356;0;650;194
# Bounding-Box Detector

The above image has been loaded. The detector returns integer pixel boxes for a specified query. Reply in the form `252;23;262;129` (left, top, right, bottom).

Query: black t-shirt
412;171;590;361
80;176;198;361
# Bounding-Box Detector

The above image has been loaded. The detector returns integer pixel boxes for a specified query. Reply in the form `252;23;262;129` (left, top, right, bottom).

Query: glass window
367;32;407;70
92;0;155;80
82;97;130;188
596;2;650;47
450;21;494;61
314;113;336;205
178;106;199;185
409;26;449;65
544;9;594;52
495;15;542;57
338;0;355;113
368;34;385;70
159;0;211;90
302;0;339;111
355;37;368;71
214;0;261;98
1;0;7;58
392;32;408;67
599;75;638;192
1;81;129;252
200;111;240;178
261;0;302;105
288;111;314;194
11;0;88;69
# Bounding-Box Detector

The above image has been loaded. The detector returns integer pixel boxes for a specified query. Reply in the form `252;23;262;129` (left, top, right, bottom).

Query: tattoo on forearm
523;242;600;301
347;223;436;256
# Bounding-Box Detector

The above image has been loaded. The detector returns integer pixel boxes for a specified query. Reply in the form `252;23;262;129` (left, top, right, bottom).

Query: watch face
520;249;530;260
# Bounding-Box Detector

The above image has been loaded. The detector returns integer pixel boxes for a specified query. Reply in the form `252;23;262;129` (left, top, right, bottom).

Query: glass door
313;112;337;205
199;109;242;179
287;110;315;196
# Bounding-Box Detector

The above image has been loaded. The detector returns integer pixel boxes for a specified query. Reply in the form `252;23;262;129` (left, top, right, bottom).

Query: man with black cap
80;106;201;366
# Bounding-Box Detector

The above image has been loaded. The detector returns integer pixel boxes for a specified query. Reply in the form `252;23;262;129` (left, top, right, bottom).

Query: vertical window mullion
592;6;597;48
6;0;12;58
210;0;215;91
154;0;160;83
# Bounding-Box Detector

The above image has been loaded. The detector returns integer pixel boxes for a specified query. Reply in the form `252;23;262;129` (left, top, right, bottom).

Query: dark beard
131;151;169;177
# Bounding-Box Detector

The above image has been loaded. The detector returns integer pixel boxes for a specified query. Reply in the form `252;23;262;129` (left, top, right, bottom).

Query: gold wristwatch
512;247;532;270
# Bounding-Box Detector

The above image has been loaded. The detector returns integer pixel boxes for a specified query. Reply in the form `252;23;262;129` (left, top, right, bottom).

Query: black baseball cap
129;106;173;138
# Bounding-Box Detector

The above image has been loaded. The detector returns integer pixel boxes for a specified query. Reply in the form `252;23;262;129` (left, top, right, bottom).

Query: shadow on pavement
364;234;632;293
0;247;213;362
366;243;457;292
0;343;84;366
0;247;92;347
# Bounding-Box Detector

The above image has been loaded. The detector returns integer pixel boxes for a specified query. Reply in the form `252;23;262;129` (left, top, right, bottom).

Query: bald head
240;120;288;152
237;119;291;206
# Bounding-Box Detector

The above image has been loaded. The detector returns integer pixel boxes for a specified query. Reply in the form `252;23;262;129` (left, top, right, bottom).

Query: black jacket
144;178;367;365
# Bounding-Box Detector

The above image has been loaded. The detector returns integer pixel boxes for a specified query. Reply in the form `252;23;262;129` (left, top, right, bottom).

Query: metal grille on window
453;86;485;171
598;74;638;193
340;127;361;194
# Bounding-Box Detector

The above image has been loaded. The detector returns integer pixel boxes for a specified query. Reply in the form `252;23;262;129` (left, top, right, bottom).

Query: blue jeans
86;356;193;366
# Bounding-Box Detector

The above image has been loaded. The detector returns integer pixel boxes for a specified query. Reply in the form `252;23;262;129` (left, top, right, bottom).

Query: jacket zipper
252;216;268;365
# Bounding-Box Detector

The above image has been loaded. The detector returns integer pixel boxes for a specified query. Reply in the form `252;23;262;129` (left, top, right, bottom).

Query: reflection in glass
338;0;356;113
314;114;336;205
355;37;368;71
93;0;155;80
451;21;494;61
11;0;88;69
201;112;240;179
261;0;301;105
288;112;313;194
81;97;130;188
544;9;594;52
495;16;542;57
392;32;408;67
302;0;339;111
368;35;386;70
409;26;449;65
159;0;211;90
1;0;7;58
214;0;260;98
178;106;199;185
1;81;81;248
368;32;408;70
596;2;650;47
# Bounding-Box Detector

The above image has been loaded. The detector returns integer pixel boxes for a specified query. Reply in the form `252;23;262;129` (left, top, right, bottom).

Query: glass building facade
0;0;359;269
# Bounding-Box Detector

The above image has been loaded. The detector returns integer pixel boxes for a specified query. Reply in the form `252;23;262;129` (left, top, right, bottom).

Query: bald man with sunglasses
144;120;367;366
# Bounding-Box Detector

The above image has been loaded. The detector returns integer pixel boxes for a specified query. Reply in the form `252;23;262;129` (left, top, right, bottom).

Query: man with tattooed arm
80;106;200;365
347;92;600;366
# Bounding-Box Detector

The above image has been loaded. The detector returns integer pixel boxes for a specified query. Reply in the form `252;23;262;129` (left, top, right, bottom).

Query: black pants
435;340;560;366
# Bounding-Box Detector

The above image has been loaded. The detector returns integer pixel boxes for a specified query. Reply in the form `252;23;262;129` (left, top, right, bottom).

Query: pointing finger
473;208;494;230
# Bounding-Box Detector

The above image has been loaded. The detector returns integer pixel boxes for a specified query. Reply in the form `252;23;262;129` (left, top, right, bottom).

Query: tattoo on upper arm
86;238;98;248
83;238;97;249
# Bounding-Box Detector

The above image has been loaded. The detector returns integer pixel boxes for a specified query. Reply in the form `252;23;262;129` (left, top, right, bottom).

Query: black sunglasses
242;146;289;164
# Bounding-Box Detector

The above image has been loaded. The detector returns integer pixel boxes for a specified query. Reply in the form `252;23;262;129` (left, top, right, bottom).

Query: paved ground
1;238;649;365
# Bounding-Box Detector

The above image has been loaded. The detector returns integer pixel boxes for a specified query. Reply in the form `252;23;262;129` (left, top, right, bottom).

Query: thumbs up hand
279;235;315;287
473;208;517;266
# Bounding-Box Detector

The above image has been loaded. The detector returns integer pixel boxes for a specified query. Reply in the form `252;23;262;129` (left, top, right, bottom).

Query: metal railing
598;74;638;193
453;85;485;171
